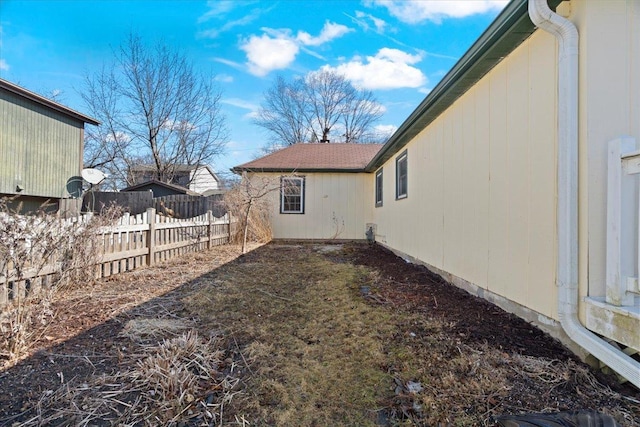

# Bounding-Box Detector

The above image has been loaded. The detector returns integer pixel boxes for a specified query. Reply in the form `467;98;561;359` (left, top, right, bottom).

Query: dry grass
119;317;191;340
21;330;238;426
185;245;396;425
0;201;122;366
3;242;638;426
183;243;640;426
0;243;252;426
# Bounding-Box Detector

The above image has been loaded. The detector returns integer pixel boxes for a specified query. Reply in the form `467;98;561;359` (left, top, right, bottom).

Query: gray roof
120;179;201;195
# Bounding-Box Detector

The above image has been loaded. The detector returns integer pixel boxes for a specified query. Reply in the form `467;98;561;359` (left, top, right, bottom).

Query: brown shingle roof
232;143;383;173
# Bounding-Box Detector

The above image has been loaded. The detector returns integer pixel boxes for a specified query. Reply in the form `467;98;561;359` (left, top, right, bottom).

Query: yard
0;242;638;426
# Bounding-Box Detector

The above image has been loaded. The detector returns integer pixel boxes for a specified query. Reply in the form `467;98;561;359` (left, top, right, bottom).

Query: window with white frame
280;176;305;214
396;150;408;199
375;168;383;207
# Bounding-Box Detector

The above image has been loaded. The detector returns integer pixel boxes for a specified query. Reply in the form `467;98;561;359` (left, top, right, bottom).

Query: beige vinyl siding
0;89;83;198
372;30;559;319
256;172;373;240
573;0;640;300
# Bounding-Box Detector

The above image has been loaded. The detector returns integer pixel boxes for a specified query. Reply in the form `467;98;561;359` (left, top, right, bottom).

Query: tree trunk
242;200;252;254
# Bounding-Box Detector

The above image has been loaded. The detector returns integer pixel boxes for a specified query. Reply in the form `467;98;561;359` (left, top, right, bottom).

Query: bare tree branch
254;70;384;151
81;33;228;189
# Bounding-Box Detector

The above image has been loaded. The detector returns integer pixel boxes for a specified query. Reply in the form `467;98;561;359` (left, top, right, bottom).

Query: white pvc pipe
529;0;640;388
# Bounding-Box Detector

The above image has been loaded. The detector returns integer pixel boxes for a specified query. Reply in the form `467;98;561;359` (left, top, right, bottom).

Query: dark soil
346;244;573;360
0;242;638;426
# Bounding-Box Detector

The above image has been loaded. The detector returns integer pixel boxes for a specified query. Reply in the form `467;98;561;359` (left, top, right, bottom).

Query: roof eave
365;0;562;172
121;179;200;195
0;78;101;126
231;167;368;174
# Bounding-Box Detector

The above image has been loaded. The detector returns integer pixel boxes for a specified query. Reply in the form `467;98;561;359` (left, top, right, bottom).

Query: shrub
0;198;121;365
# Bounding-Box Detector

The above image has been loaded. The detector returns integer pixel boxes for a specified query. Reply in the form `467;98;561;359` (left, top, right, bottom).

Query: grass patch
183;243;639;426
5;242;637;426
185;245;397;425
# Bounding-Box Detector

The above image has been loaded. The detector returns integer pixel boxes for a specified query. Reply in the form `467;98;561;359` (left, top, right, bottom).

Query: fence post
147;208;156;266
227;213;232;243
207;210;213;250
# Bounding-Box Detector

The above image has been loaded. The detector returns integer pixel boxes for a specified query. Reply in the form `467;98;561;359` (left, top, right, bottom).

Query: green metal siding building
0;78;99;210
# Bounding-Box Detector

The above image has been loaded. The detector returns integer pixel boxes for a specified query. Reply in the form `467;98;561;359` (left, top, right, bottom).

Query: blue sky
0;0;508;176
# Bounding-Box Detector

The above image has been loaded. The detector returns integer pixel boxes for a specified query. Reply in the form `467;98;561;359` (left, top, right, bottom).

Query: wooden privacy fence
0;208;236;308
154;194;226;219
78;192;227;218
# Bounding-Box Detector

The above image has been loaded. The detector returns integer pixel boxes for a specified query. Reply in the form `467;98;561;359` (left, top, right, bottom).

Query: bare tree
254;76;308;147
224;172;279;254
341;89;385;143
81;33;228;189
254;70;384;150
223;172;305;254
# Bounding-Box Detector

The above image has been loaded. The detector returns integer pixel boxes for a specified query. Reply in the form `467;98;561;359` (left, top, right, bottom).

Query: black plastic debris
494;410;620;427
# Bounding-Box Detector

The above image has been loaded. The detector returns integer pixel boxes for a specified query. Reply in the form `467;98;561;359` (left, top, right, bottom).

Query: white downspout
529;0;640;388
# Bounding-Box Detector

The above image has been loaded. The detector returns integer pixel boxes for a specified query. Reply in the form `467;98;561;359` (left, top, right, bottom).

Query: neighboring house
0;78;99;211
128;164;222;195
233;143;383;240
233;0;640;387
121;179;201;198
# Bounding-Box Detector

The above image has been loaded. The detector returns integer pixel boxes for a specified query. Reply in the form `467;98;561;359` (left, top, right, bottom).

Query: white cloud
197;2;271;39
222;97;258;111
370;16;387;33
105;131;131;143
160;118;200;134
296;21;352;46
197;1;238;23
323;48;426;90
199;15;255;39
353;10;388;33
299;46;327;61
370;0;509;24
241;34;300;76
374;102;387;114
212;57;245;71
241;21;351;76
375;124;398;137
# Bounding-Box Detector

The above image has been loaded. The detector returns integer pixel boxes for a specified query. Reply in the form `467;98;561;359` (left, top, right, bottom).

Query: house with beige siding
234;0;640;387
233;143;381;240
0;78;99;211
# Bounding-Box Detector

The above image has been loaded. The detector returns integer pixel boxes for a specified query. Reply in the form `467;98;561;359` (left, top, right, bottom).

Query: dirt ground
0;242;638;426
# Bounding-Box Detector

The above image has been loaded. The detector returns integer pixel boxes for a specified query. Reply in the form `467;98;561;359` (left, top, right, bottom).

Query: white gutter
529;0;640;388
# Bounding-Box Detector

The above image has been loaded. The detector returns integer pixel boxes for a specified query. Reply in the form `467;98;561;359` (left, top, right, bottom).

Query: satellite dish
81;168;107;185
